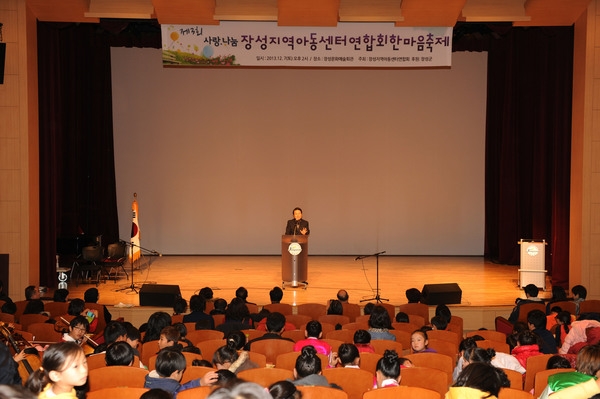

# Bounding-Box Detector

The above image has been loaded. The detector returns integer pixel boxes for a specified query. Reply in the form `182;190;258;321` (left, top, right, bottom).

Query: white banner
161;22;452;68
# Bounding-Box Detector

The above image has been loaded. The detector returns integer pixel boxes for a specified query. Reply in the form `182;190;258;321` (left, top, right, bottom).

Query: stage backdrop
111;48;487;255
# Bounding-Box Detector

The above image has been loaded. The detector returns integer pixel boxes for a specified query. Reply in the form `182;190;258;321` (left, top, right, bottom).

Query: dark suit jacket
183;311;215;329
285;219;310;235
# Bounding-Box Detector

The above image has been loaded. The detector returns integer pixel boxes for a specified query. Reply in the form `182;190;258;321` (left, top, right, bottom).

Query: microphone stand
357;251;388;303
117;240;161;294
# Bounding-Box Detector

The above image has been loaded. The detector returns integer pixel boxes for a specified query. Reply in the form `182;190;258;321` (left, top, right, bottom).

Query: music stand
357;251;388;303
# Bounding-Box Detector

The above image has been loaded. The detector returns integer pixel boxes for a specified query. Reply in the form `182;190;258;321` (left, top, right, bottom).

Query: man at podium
285;207;310;235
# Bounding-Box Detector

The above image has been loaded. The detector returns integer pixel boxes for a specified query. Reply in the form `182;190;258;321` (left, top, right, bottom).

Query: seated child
105;341;135;366
336;343;360;368
61;315;90;345
354;329;375;353
144;347;218;397
411;330;437;354
374;350;402;388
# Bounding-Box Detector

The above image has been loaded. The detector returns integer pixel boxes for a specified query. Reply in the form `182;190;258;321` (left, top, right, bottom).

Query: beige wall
0;0;39;301
571;0;600;299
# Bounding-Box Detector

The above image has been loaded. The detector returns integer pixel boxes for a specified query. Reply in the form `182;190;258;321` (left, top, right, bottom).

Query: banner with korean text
161;22;452;68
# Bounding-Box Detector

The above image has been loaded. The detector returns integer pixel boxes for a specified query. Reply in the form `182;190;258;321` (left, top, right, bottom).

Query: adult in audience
528;309;557;354
405;288;422;303
24;285;40;301
235;287;256;306
183;295;214;329
216;298;252;335
142;312;172;343
269;287;284;304
368;305;395;341
244;312;294;350
508;283;544;323
572;285;588;315
52;289;69;302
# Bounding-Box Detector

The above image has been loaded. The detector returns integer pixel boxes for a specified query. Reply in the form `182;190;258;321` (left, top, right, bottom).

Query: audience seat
448;315;464;339
296;385;348;399
533;368;575;398
517;302;546;323
281;329;305;342
466;329;507;343
263;303;293;315
177;386;214;399
246;351;267;368
318;314;350;326
186;329;224;344
86;387;149;399
87;365;148;391
476;339;510;353
297;303;327;320
250;338;295;364
388;330;411;349
498;388;534;399
285;314;312;329
426;338;458;359
19;314;49;331
523;354;552;392
399;366;449;398
363;385;439;399
427;329;459;346
391;322;420;335
43;302;70;319
579;299;600;314
237;367;294;386
397;303;429;324
370;339;403;356
406;314;426;327
322;367;374;399
195;339;227;363
325;329;355;342
359;351;382;375
26;322;61;343
342;321;369;331
405;352;453;384
501;368;524;390
140;340;160;367
181;366;215;384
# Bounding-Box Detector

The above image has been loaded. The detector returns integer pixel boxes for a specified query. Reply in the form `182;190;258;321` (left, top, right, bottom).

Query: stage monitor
421;283;462;305
139;284;181;307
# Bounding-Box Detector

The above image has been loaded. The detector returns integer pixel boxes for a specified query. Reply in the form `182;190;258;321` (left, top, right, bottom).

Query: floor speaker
139;284;181;307
421;283;462;305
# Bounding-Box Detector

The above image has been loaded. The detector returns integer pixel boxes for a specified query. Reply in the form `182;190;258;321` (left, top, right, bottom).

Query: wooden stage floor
64;255;551;309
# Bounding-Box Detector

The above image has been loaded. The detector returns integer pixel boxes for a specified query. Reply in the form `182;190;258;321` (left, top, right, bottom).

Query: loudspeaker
421;283;462;305
139;284;181;307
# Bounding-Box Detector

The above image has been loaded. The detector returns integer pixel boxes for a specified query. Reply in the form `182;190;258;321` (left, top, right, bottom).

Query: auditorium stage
64;255;551;330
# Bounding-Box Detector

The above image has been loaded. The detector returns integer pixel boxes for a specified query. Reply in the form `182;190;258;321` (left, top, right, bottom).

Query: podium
518;239;547;289
281;235;308;289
